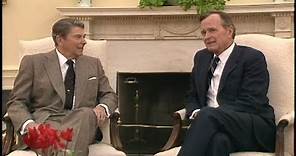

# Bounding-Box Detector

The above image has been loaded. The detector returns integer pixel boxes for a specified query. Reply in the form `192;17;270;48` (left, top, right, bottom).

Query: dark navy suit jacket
185;44;276;152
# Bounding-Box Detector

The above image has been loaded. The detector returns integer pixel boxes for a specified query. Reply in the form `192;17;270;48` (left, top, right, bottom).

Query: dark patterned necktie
64;59;75;110
207;56;220;87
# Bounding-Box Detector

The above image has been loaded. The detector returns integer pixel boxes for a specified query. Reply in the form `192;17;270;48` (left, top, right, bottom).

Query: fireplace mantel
56;2;294;40
57;2;293;16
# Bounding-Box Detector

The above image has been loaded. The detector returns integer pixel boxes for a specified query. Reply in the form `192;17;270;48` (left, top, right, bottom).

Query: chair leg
275;120;289;156
2;116;14;156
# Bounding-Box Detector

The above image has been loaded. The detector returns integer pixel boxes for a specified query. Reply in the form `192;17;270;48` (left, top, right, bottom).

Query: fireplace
117;72;191;154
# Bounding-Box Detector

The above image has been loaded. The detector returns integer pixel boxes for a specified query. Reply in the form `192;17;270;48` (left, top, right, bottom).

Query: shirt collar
215;42;235;64
55;49;76;66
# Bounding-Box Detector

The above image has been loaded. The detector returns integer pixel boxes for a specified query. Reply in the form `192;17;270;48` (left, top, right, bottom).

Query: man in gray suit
6;18;118;156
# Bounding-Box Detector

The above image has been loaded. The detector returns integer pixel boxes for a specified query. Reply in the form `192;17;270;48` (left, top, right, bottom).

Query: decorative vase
78;0;92;7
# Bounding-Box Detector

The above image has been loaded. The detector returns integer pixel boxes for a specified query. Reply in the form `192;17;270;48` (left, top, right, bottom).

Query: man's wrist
97;104;110;117
20;119;35;135
189;109;200;119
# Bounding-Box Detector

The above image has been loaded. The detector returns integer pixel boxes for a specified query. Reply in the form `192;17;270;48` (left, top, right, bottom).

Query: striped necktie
207;56;220;87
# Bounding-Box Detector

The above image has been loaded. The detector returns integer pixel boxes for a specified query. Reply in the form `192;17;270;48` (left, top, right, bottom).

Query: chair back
19;37;107;68
235;34;294;154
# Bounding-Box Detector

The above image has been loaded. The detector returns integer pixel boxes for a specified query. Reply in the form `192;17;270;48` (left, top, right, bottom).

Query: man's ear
227;27;234;38
56;35;63;46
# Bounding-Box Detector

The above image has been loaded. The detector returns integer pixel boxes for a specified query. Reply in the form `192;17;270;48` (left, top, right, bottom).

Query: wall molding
57;2;294;16
57;2;294;40
3;66;18;90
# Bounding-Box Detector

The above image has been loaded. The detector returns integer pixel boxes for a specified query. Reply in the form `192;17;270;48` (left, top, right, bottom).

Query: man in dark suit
6;18;117;156
178;11;276;156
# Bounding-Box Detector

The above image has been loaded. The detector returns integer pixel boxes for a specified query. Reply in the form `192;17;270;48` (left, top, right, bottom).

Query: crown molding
57;2;294;17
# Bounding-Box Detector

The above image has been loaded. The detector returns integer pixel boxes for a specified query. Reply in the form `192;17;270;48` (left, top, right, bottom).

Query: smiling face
200;14;234;55
57;26;86;59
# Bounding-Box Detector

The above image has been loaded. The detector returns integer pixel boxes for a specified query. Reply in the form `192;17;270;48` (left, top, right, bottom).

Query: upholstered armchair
2;37;126;156
154;34;294;156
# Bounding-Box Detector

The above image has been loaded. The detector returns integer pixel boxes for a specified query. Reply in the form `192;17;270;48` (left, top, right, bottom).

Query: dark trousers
178;107;271;156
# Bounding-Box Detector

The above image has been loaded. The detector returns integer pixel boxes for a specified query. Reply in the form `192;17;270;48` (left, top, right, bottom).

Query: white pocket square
88;77;97;80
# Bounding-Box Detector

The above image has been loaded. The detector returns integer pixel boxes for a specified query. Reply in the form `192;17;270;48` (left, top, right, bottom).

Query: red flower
22;123;74;155
23;127;41;149
60;128;73;142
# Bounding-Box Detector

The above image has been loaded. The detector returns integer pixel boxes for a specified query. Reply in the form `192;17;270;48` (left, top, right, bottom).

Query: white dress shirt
189;42;235;119
56;49;76;108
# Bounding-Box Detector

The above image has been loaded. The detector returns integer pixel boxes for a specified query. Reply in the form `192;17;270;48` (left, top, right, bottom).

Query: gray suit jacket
7;50;118;132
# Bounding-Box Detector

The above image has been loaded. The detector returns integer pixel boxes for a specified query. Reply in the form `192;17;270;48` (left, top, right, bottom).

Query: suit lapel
44;51;65;104
74;56;88;107
218;44;240;92
197;52;213;104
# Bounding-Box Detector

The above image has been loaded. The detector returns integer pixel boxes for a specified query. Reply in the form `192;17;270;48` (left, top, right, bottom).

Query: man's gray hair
52;18;84;46
200;11;236;39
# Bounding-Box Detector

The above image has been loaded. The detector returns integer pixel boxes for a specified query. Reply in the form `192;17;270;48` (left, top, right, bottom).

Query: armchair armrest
277;111;294;126
275;111;294;156
2;114;14;156
160;108;186;151
110;111;124;151
176;108;186;121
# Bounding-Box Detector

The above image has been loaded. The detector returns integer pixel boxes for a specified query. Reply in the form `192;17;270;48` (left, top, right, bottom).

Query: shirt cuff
20;119;35;135
189;109;200;119
97;104;110;117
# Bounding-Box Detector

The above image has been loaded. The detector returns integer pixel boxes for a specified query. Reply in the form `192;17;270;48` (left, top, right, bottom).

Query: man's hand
192;112;198;119
93;105;108;126
25;122;39;132
189;110;199;120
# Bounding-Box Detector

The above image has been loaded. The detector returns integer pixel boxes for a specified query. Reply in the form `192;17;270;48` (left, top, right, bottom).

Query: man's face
58;26;86;59
200;14;233;55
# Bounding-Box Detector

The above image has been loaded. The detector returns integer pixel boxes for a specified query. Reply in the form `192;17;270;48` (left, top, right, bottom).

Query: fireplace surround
117;72;191;153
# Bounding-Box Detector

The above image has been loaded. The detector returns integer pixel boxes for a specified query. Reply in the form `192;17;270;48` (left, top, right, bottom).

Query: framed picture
2;0;7;5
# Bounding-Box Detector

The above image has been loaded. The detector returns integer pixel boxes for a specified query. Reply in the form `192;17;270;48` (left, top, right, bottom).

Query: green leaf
139;0;228;15
139;0;167;8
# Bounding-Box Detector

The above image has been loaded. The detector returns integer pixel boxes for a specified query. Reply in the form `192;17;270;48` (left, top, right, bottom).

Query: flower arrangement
23;124;74;156
139;0;166;8
139;0;229;15
177;0;229;15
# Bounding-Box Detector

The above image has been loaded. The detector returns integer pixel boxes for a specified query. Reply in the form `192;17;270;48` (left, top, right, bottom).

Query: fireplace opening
117;72;191;154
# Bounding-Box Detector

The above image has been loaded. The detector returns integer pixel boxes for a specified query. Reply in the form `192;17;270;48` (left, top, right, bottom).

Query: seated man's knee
74;107;96;119
214;132;233;150
190;107;224;127
211;132;230;145
196;107;219;120
207;132;234;156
